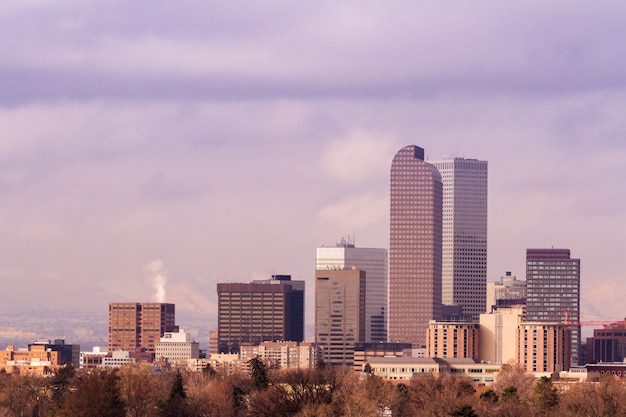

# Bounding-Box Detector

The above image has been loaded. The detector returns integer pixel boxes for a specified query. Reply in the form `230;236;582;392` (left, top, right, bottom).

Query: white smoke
144;259;167;303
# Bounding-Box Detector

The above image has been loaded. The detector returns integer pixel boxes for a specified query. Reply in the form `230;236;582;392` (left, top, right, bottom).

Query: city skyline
1;2;626;337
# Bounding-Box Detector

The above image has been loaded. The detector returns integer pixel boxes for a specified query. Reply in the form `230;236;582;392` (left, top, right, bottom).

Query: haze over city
1;1;626;336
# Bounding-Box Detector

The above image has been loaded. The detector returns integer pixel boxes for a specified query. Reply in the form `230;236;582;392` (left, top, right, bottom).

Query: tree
532;376;558;415
248;357;269;391
448;404;478;417
0;373;41;417
161;370;189;417
117;364;165;417
60;369;125;417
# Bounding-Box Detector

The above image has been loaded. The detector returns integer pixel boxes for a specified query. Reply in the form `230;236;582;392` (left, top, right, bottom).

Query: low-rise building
353;342;412;373
240;341;317;369
80;346;108;369
155;329;200;364
365;356;501;385
101;350;136;368
0;344;62;376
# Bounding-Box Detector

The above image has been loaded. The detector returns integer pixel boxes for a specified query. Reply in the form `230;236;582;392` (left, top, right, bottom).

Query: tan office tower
430;158;488;321
108;302;177;353
315;268;366;367
389;145;443;348
316;239;388;342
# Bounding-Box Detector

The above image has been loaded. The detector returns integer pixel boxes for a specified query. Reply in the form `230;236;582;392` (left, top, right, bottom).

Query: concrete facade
427;321;480;360
479;306;525;365
155;329;200;364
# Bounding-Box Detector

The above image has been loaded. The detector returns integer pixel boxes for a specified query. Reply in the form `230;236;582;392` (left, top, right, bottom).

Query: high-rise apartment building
217;275;304;354
426;321;480;360
315;268;366;367
108;302;177;353
389;145;443;348
526;248;580;366
430;158;487;321
517;322;571;373
316;239;388;342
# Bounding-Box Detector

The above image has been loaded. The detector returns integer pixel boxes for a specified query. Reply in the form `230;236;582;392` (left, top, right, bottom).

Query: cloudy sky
1;1;626;331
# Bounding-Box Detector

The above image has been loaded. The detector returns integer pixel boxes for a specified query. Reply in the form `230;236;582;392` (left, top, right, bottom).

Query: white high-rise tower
316;238;388;343
430;158;488;321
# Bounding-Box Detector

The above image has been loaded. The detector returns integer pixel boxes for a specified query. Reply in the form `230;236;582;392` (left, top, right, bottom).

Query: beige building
366;356;500;384
479;306;525;364
0;344;61;376
316;242;388;343
486;272;526;313
427;321;480;360
315;268;366;367
155;329;200;364
205;353;244;375
240;341;317;369
517;322;571;373
353;342;412;373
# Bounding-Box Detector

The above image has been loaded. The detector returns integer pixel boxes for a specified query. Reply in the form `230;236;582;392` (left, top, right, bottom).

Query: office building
315;268;366;367
426;321;480;360
389;145;443;348
486;271;527;313
155;329;200;364
526;248;580;366
316;239;388;342
29;339;80;369
217;275;304;354
430;158;488;321
108;302;177;353
517;322;571;373
588;322;626;363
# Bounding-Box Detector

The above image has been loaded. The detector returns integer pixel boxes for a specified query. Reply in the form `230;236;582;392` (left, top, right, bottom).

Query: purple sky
1;1;626;331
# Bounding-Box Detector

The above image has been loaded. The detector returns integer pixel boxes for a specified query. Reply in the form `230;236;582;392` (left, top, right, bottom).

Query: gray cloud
0;2;625;330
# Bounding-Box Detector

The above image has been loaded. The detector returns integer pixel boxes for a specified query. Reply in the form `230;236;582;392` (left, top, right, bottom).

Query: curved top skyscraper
388;145;443;348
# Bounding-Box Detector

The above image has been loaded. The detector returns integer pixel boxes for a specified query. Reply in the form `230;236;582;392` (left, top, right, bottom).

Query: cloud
317;193;387;233
321;130;396;183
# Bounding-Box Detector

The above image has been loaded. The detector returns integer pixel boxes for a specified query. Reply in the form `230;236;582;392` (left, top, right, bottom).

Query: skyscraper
217;275;304;354
430;158;488;321
315;268;366;367
389;145;443;348
316;239;388;342
526;248;580;366
108;302;177;353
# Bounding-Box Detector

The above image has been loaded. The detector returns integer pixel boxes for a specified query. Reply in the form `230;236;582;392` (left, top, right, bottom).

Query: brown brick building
108;302;177;353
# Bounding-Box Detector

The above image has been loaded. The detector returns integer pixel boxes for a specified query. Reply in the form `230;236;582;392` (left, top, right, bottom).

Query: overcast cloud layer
1;1;626;333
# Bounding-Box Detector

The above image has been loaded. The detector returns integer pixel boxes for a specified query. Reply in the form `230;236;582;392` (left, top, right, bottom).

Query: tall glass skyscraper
389;145;443;348
430;158;488;321
526;248;581;366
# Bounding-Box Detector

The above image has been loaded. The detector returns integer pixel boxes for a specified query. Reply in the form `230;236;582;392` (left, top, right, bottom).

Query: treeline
1;361;626;417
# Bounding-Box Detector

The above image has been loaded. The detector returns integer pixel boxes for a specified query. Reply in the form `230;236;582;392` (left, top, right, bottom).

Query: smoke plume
145;259;167;303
